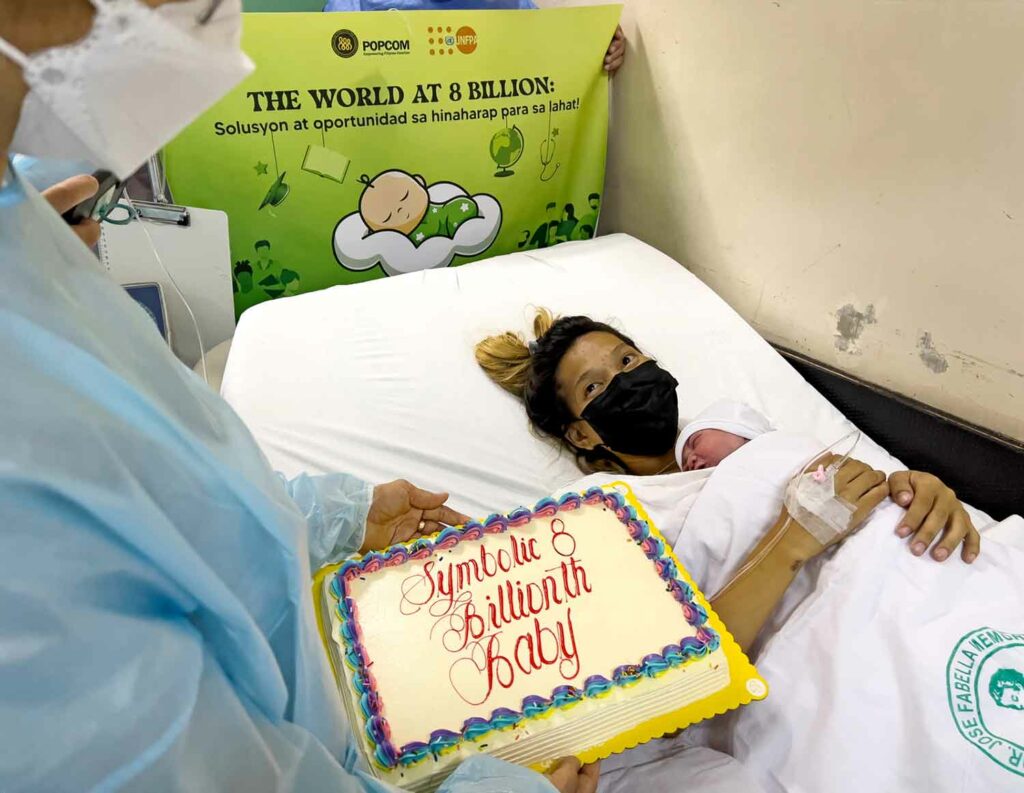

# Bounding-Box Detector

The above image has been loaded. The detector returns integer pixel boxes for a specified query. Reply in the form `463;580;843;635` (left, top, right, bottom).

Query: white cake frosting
322;487;740;791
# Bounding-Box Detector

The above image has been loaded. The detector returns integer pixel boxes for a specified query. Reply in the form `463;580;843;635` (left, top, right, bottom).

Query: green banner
165;7;620;315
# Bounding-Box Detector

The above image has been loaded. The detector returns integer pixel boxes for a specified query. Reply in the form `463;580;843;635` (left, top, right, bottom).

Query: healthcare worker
0;2;598;791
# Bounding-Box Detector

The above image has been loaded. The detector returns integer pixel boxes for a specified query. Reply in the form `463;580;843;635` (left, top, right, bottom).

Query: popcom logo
332;29;358;58
362;38;411;56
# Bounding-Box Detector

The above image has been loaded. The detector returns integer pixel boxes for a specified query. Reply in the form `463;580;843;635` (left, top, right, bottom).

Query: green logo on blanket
946;627;1024;776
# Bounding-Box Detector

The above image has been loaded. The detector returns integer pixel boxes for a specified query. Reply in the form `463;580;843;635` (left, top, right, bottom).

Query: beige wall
542;0;1024;443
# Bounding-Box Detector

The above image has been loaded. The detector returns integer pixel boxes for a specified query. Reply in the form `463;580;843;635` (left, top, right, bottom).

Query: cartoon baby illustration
334;168;502;276
358;170;480;246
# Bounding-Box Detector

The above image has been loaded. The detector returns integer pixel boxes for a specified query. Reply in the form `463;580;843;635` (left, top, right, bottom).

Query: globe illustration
489;125;524;178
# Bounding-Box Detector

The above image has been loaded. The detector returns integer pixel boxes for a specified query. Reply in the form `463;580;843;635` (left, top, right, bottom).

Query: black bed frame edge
774;345;1024;521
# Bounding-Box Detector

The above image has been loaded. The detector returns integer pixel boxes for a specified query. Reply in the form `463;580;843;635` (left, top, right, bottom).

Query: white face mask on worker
0;0;253;178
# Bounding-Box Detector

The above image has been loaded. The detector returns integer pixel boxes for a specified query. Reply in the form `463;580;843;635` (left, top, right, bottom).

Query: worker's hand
362;480;470;553
545;757;601;793
888;470;980;563
604;25;625;73
785;454;889;560
43;174;101;248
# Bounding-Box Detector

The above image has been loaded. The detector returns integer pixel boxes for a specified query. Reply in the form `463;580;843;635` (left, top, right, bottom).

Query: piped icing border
328;486;721;770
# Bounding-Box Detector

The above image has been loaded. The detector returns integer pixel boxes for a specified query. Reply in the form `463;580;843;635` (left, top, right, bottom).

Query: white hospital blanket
576;434;1024;792
722;438;1024;792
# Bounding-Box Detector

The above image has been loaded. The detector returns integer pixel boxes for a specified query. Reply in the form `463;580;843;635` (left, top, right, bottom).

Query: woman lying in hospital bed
477;309;981;562
476;310;1024;793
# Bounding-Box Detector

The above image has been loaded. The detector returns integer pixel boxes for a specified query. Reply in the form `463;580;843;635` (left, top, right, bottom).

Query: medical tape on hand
783;467;856;546
783;429;863;545
709;428;865;602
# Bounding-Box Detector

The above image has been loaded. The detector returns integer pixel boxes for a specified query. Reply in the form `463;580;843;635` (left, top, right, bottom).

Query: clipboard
98;205;235;368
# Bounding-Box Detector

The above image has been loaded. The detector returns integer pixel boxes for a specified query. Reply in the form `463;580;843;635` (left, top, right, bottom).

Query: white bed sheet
222;233;913;520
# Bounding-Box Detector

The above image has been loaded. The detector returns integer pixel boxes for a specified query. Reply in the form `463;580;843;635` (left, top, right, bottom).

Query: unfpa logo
455;26;477;54
427;25;477;56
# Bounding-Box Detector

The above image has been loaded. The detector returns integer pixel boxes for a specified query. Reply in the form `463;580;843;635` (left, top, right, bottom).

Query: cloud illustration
333;182;502;276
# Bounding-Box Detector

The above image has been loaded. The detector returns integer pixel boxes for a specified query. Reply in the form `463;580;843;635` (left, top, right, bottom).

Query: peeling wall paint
544;0;1024;441
917;332;950;374
834;304;876;353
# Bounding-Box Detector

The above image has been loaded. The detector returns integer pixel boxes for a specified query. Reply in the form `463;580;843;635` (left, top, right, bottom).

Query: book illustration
302;130;351;184
302;146;350;183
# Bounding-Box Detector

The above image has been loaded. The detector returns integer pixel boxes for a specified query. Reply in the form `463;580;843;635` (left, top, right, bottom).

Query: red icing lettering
563;557;592;597
541;573;564;607
510;610;580;681
454;557;480;590
438;593;487;653
413;536;545;613
449;634;515;705
400;526;594;706
549;518;577;557
481;544;498;578
559;608;580;679
399;561;437;614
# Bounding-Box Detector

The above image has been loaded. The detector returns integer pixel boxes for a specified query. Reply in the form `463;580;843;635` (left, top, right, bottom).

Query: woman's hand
361;480;469;554
785;455;890;561
546;758;600;793
887;471;980;563
604;25;625;73
42;174;101;247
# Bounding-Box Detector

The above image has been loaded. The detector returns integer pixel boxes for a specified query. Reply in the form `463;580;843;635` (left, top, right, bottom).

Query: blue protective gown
0;163;554;793
9;154;93;192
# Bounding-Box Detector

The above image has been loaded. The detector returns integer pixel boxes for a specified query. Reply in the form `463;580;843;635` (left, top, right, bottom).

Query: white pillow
222;234;896;518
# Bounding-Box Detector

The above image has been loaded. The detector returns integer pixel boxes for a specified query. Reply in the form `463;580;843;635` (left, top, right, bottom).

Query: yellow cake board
312;482;767;776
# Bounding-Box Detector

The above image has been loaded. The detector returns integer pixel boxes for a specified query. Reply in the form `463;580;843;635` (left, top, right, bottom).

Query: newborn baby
675;399;774;472
357;170;479;244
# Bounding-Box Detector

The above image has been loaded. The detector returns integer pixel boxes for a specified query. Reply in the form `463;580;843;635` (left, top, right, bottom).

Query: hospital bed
221;233;928;520
222;234;1023;792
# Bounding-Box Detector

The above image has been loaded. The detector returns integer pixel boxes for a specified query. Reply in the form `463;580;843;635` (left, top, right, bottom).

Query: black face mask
579;360;679;456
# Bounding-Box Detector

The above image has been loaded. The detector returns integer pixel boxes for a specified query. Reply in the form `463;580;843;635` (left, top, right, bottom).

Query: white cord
124;187;209;385
709;427;863;601
792;427;862;483
711;513;794;601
